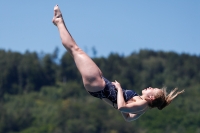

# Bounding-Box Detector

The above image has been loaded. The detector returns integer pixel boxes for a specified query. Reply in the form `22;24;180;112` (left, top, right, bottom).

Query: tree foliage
0;49;199;133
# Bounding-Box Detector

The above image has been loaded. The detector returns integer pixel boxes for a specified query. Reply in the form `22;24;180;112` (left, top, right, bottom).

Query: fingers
112;80;118;84
115;80;119;83
112;80;120;88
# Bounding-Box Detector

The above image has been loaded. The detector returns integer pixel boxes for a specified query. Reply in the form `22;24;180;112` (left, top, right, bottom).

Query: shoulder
119;98;148;113
133;98;148;109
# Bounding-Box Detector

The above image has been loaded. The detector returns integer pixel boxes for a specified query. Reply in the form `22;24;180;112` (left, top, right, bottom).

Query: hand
112;80;121;90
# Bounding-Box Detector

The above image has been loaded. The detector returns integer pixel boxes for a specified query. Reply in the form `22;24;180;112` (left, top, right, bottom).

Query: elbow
118;107;123;111
118;106;127;112
118;106;122;110
117;105;126;111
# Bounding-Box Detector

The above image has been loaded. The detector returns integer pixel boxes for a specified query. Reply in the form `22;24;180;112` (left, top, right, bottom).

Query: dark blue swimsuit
88;77;138;108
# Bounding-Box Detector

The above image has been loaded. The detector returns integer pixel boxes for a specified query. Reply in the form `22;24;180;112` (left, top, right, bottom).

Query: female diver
52;5;184;121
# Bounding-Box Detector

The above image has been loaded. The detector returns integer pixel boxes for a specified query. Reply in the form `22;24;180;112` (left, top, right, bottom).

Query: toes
52;5;63;25
54;5;59;11
54;4;58;8
54;5;61;17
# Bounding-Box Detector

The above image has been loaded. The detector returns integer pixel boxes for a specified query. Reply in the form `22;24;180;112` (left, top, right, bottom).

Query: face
142;87;162;99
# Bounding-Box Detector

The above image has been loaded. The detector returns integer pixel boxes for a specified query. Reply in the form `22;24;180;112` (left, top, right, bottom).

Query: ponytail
158;88;184;110
149;87;184;110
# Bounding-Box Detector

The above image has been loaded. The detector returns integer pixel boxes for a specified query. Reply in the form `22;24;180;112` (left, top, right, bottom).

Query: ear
149;95;155;101
145;95;155;101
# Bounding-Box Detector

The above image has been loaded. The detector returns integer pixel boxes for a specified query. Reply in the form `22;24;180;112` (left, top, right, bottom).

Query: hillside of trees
0;49;200;133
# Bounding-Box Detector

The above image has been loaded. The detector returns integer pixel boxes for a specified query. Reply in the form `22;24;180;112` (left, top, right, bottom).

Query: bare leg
52;5;105;92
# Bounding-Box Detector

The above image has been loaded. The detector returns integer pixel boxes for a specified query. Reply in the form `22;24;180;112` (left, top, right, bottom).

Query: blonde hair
149;87;184;110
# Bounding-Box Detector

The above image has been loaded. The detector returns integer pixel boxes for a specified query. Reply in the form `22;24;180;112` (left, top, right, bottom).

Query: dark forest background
0;48;200;133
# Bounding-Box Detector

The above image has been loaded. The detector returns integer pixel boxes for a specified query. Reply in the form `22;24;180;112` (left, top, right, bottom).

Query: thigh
72;47;105;92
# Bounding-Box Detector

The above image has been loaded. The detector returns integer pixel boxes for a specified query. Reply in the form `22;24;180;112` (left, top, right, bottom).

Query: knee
63;43;82;54
72;46;84;55
83;77;105;92
83;76;97;85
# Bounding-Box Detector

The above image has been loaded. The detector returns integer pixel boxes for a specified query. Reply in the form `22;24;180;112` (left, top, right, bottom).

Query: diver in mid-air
52;5;184;121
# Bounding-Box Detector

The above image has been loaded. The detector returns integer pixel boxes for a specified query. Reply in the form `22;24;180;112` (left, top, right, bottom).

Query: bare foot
52;5;63;26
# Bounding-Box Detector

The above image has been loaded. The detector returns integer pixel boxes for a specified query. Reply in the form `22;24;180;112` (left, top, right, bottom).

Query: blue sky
1;1;200;58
